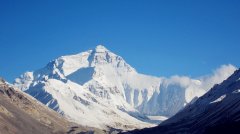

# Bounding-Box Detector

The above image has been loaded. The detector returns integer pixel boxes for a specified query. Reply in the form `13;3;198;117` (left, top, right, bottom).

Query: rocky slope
0;78;104;134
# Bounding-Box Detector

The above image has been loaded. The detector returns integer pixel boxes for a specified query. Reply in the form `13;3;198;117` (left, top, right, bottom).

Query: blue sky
0;0;240;82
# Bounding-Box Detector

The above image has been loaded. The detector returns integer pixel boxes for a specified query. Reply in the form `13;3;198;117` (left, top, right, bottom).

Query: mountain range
13;45;236;131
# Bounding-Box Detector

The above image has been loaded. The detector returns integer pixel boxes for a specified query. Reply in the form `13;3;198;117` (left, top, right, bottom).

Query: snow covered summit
14;45;236;130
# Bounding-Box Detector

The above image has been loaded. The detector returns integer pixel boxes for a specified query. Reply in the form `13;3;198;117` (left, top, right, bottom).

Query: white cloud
162;75;201;89
199;64;237;90
162;64;237;91
161;64;237;103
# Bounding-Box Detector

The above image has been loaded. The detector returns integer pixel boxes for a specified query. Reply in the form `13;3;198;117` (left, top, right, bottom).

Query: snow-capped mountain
129;69;240;134
14;45;236;130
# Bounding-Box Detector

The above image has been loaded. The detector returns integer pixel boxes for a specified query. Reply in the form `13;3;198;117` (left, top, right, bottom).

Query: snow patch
147;116;168;122
210;95;226;104
233;89;240;94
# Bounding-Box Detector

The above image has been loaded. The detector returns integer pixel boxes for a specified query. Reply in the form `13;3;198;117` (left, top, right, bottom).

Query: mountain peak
95;45;109;52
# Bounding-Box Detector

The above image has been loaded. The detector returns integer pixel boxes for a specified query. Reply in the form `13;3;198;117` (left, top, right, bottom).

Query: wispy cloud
161;64;237;103
199;64;237;90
